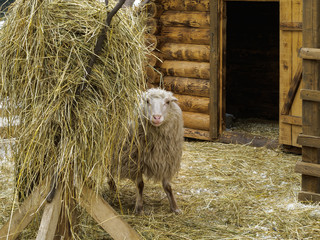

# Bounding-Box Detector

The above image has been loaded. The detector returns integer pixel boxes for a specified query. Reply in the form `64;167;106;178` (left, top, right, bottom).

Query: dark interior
226;2;279;121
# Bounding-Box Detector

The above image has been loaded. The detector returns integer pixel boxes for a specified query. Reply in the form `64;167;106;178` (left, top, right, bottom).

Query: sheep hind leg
162;179;181;214
134;174;144;215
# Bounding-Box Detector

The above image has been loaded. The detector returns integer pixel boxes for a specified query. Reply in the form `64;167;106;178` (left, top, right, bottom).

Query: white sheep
108;88;184;214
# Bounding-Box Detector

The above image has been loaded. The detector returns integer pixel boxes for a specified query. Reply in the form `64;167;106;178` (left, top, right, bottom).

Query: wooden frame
295;0;320;202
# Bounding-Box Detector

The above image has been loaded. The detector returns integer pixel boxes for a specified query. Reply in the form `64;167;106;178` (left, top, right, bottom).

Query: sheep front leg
134;174;144;215
162;179;181;214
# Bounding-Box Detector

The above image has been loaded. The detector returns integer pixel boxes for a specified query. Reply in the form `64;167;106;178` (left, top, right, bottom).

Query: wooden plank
79;186;141;240
297;134;320;148
299;47;320;60
298;191;320;202
280;63;302;115
281;115;302;125
0;181;50;240
184;128;210;140
209;0;220;139
36;186;62;240
295;161;320;177
300;89;320;102
175;94;209;114
160;11;210;28
279;0;293;146
163;76;209;97
224;0;279;1
280;22;302;31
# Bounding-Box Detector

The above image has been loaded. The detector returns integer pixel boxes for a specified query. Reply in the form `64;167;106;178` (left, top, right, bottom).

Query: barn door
279;0;303;147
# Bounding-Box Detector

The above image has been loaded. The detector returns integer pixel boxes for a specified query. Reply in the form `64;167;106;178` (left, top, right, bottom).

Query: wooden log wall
146;0;211;140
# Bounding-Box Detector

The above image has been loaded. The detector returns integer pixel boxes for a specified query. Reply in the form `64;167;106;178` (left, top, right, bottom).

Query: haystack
0;0;148;231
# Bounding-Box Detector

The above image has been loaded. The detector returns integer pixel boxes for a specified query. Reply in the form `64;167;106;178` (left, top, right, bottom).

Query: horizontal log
145;66;162;84
297;134;320;148
182;111;210;131
219;131;279;149
145;2;164;18
300;89;320;102
161;27;210;45
175;94;209;114
280;115;302;126
160;11;210;28
295;161;320;177
162;0;209;11
184;128;210;140
160;43;210;62
298;191;320;202
160;60;210;79
163;76;209;97
145;34;158;51
145;18;159;35
299;47;320;60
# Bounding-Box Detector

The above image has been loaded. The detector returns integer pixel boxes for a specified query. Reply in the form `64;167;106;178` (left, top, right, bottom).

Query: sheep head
141;88;178;127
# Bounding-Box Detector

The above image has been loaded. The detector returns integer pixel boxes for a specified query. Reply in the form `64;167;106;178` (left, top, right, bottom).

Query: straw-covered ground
1;139;319;239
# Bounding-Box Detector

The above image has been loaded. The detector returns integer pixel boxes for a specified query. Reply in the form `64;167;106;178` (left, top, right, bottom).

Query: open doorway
225;1;279;139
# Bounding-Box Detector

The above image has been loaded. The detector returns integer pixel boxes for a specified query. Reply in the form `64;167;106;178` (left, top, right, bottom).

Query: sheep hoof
134;206;144;215
172;208;182;215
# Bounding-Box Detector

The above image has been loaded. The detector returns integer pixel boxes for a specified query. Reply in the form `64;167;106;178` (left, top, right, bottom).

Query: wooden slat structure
294;0;320;202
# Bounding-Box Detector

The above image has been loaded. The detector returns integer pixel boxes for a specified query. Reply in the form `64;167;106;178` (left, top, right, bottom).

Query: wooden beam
0;182;50;240
161;0;209;11
281;115;302;125
36;186;62;240
175;94;209;114
160;11;210;28
298;191;320;202
182;111;210;131
79;186;141;240
299;47;320;60
219;131;279;149
295;161;320;177
300;89;320;102
297;134;320;148
160;27;210;45
281;63;302;115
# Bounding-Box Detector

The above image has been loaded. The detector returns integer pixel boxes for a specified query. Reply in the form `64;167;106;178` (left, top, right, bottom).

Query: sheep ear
170;96;178;102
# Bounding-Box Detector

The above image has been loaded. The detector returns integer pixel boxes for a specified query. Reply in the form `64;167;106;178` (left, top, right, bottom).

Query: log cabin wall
146;0;212;140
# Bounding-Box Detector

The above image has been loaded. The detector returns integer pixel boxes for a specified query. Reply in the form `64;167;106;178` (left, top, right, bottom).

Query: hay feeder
0;0;146;240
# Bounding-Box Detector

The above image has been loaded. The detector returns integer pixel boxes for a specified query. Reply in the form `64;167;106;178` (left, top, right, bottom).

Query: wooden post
209;0;220;139
297;0;320;201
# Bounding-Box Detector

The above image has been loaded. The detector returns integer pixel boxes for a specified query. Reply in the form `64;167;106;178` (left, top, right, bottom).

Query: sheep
108;88;184;214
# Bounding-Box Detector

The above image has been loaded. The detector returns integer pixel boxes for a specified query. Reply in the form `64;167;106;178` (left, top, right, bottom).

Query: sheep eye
165;100;170;105
146;99;150;104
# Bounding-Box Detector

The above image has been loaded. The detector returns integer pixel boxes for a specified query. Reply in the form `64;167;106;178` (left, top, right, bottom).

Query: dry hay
1;140;320;239
0;0;149;208
230;118;279;140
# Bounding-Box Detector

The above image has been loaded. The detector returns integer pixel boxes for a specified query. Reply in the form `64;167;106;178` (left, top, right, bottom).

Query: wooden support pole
79;186;141;240
0;182;50;240
36;186;62;240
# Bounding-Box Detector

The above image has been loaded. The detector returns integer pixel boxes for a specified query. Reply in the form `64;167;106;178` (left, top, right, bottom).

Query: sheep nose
153;115;161;120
